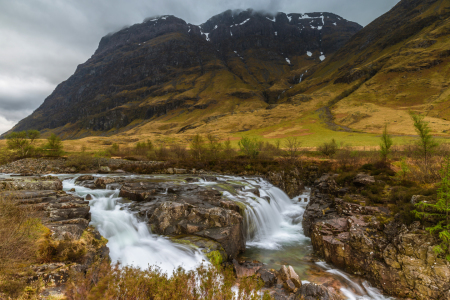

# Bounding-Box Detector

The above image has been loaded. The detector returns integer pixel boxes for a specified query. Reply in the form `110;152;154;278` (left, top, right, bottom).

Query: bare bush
66;260;269;300
318;139;338;158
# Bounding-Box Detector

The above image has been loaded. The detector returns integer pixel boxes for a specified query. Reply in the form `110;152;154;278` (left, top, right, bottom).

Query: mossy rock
170;235;227;264
205;250;223;267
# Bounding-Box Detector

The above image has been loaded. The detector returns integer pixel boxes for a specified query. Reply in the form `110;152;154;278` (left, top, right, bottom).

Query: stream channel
60;173;394;300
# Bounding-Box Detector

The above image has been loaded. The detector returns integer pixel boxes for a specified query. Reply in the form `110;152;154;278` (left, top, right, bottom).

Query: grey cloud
0;0;399;134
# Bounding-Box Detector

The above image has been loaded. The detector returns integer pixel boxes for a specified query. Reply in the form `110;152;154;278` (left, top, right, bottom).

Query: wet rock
94;177;124;189
99;166;111;173
76;175;94;182
245;188;260;197
174;168;187;174
85;194;93;200
232;260;263;278
202;176;217;182
353;173;375;186
279;265;290;281
171;236;226;265
294;283;342;300
284;279;297;293
124;181;245;259
185;177;199;183
257;268;277;287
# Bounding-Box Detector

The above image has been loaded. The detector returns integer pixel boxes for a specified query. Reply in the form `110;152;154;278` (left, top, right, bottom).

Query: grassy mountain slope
283;0;450;138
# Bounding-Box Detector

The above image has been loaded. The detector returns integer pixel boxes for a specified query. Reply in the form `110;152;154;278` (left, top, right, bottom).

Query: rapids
61;174;394;299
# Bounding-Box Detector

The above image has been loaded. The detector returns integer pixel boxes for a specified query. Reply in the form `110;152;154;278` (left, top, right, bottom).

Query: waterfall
63;178;206;273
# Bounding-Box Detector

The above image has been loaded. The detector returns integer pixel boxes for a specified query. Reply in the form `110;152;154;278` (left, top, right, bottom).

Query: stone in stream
75;175;94;182
232;259;263;278
257;268;277;287
94;177;125;189
294;283;342;300
99;166;111;173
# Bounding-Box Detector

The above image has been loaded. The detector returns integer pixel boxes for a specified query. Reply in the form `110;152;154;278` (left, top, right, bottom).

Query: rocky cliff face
303;174;450;299
10;9;361;138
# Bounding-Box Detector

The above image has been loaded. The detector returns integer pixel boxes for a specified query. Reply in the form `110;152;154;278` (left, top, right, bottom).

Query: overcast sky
0;0;400;134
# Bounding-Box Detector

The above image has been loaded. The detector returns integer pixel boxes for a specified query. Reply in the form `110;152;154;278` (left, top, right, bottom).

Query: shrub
238;137;259;159
135;140;154;156
0;196;44;298
414;157;450;261
222;138;235;158
284;137;301;160
65;153;100;171
6;130;40;158
318;139;338;157
379;124;393;164
170;143;189;160
66;261;270;300
190;134;206;160
411;113;439;182
43;133;64;157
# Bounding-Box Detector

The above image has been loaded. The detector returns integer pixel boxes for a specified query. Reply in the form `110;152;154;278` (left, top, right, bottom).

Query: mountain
281;0;450;136
10;9;362;139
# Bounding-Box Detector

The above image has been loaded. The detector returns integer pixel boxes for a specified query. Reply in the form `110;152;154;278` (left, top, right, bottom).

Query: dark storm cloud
0;0;400;134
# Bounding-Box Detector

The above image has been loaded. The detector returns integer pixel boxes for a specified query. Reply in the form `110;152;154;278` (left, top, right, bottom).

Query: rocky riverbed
2;158;432;299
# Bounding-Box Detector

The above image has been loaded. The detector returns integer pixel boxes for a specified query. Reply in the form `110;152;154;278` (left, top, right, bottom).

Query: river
61;174;393;299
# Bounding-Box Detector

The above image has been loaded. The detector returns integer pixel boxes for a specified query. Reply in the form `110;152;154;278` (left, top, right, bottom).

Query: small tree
380;124;393;164
414;156;450;261
284;137;301;160
223;138;234;158
411;113;439;174
238;137;259;159
399;156;409;180
190;134;206;160
6;130;41;157
206;134;222;160
44;133;63;156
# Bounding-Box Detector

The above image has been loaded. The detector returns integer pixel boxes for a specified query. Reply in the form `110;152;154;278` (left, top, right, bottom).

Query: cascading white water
317;262;394;300
209;176;394;300
63;178;206;273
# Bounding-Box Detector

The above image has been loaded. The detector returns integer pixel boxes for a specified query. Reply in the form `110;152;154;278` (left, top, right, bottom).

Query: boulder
125;181;246;259
284;279;297;293
99;166;111;173
75;175;94;182
94;177;124;189
294;283;342;300
257;269;277;287
353;173;375;186
232;260;263;278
